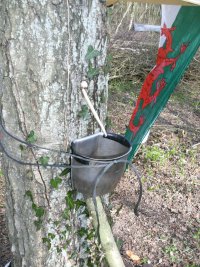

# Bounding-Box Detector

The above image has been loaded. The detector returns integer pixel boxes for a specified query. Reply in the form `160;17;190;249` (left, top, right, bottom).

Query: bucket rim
71;132;132;162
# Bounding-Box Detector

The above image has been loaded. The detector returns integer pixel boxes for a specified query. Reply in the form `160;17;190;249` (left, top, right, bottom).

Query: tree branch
86;197;125;267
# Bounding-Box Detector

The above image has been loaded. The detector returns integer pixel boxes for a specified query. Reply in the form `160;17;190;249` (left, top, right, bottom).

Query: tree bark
0;1;108;266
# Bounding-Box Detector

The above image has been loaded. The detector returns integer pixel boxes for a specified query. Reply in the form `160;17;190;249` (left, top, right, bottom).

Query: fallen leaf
126;250;141;264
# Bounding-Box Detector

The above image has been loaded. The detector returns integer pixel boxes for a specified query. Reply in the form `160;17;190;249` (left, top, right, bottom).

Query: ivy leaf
103;54;113;74
19;144;25;151
50;177;62;189
87;66;99;79
69;251;78;260
26;130;37;143
60;168;70;177
42;237;50;243
42;237;51;250
75;199;86;210
78;105;90;120
25;190;34;202
87;229;95;240
85;45;101;61
67;190;76;198
65;196;74;210
56;247;62;253
35;207;45;218
34;220;43;231
65;224;72;231
39;156;49;167
61;230;67;236
63;241;70;249
48;233;56;240
87;259;93;267
82;209;89;217
53;220;60;226
62;208;70;220
32;203;37;210
65;190;76;210
77;227;88;237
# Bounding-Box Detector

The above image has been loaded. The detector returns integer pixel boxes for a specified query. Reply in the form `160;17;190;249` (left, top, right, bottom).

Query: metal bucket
71;132;132;197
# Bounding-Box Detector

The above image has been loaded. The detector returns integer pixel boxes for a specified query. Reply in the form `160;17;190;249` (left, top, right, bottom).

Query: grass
172;86;200;112
143;145;167;164
163;244;180;264
109;77;144;97
141;144;180;165
193;228;200;241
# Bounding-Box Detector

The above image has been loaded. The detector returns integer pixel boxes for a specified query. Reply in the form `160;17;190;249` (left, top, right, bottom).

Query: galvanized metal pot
71;132;132;197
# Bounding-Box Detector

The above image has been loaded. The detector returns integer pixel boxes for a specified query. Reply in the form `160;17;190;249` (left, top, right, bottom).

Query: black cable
0;142;68;168
0;119;69;155
0;142;110;169
0;117;143;215
0;120;119;165
1;136;143;215
131;164;143;216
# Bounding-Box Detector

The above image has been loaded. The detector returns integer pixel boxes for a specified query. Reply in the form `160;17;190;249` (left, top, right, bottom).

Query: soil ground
0;31;199;267
108;32;200;267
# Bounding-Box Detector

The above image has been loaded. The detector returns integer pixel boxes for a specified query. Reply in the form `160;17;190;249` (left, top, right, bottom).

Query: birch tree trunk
0;0;108;266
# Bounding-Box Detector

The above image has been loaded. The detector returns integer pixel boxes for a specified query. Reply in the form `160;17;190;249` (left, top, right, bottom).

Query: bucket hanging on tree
71;132;132;197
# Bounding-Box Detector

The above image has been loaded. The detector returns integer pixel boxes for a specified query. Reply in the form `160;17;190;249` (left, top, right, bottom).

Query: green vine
85;46;112;78
25;190;45;231
23;131;104;266
78;105;90;120
86;45;101;80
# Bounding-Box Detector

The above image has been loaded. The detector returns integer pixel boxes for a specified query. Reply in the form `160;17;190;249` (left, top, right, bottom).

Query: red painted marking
129;24;188;135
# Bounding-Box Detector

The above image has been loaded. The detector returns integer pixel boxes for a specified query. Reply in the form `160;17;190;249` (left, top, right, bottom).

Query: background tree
0;0;108;266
